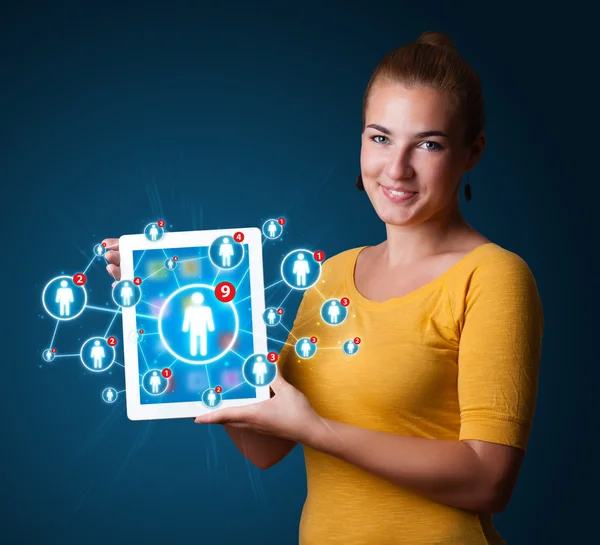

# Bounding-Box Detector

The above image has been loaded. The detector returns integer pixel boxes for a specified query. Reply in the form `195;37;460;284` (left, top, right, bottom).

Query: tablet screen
130;243;257;405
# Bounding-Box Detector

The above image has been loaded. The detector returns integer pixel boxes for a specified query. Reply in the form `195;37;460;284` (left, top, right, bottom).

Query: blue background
4;1;594;544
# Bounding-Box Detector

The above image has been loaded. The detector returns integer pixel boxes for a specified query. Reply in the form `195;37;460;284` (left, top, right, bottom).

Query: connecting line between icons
54;354;79;358
85;305;120;314
264;279;284;291
139;345;150;371
113;361;124;368
84;304;157;321
314;287;327;301
280;322;298;342
267;338;295;347
49;321;59;348
141;300;162;310
82;254;98;275
141;268;164;282
134;250;146;272
104;308;121;338
167;357;178;369
179;256;208;263
204;365;211;388
211;269;220;287
278;287;294;309
236;266;250;291
230;349;246;361
221;382;244;395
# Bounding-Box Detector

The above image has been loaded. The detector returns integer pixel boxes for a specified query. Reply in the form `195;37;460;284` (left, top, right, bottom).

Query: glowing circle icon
242;354;278;387
165;257;177;271
262;219;283;240
80;337;115;373
320;299;348;326
281;249;322;290
128;330;144;344
102;388;118;404
144;222;164;242
295;337;317;359
93;243;106;257
342;339;360;356
42;349;55;362
142;369;168;396
158;284;239;365
263;307;282;327
112;279;142;308
42;275;87;321
202;387;223;408
209;235;244;270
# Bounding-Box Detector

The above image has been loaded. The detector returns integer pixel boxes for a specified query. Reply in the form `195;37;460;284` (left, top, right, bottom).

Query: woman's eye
371;135;389;144
420;141;443;151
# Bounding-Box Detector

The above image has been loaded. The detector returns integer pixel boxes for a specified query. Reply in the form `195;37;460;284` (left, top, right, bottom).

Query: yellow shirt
277;242;544;545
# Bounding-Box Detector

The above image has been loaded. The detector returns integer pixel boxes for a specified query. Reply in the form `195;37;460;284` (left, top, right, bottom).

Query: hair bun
415;31;457;51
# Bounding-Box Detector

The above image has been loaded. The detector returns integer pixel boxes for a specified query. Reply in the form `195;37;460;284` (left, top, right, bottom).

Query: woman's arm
223;425;297;470
303;418;523;514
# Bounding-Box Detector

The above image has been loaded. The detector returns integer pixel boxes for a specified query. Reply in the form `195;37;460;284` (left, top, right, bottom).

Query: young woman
104;31;544;545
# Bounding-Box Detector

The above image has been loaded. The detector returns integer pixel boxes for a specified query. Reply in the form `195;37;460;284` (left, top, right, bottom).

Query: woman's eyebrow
366;124;449;139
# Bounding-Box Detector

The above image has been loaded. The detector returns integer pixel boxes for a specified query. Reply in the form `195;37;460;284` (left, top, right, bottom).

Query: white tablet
118;227;271;421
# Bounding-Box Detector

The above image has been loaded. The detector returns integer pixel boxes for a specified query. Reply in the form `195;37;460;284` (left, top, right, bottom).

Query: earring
464;182;472;202
356;175;365;191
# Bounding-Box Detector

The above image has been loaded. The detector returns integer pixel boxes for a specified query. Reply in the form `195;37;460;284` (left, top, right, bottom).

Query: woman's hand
194;373;323;445
102;238;121;283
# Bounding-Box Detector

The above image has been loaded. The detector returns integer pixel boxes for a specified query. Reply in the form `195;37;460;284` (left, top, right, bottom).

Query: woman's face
360;81;473;228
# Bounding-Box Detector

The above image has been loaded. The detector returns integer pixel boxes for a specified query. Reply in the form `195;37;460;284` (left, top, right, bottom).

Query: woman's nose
386;149;415;180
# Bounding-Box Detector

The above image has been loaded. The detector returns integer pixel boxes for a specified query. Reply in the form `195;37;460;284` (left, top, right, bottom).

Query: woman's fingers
103;238;121;281
106;263;121;281
102;238;119;252
105;250;120;267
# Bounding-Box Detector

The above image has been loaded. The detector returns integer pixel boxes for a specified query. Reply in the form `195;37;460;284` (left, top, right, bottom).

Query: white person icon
55;280;74;317
262;218;283;240
209;235;244;270
120;281;133;306
281;249;322;290
142;369;168;395
43;275;87;321
243;354;277;387
202;387;222;408
91;340;105;369
144;222;164;242
112;279;141;308
150;371;162;393
263;307;281;327
79;337;115;372
219;237;234;267
321;298;348;325
182;292;215;357
295;337;317;359
102;387;118;403
293;253;310;286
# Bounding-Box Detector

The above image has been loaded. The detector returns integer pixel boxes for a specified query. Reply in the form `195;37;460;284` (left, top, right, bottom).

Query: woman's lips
380;185;418;203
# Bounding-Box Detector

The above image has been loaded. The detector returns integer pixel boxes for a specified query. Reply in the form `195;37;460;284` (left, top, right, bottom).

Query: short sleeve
457;254;544;452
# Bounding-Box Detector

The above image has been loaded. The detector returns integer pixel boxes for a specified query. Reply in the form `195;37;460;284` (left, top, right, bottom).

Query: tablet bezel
119;227;270;421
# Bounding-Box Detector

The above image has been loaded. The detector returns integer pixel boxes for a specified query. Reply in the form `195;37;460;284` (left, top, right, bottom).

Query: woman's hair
361;30;485;147
356;31;485;191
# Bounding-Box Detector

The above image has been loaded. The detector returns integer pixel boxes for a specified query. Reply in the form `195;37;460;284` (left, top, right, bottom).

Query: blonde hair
362;31;485;145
